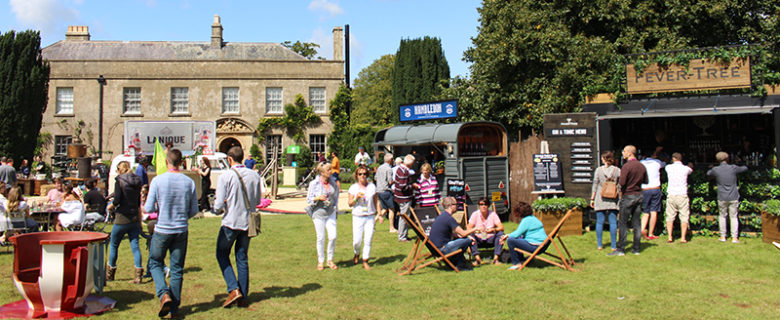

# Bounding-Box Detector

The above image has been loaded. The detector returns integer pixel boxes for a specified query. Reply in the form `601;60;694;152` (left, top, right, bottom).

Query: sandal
327;261;338;270
317;263;324;271
362;261;371;270
353;254;360;265
667;239;674;243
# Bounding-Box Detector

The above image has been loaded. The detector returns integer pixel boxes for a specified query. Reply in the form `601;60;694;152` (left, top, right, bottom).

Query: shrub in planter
760;199;780;243
531;197;586;236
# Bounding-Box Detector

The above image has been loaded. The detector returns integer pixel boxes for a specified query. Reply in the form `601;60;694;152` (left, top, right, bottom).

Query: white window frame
170;87;189;114
123;87;142;114
222;87;240;114
54;135;73;155
266;87;283;114
309;87;326;114
309;134;326;161
265;135;282;164
56;87;74;114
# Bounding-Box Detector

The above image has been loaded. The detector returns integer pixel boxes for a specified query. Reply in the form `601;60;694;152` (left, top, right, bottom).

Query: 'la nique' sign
399;100;458;122
626;58;751;94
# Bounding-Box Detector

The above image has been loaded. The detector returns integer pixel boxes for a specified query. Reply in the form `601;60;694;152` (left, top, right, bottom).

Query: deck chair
396;208;463;275
512;209;577;271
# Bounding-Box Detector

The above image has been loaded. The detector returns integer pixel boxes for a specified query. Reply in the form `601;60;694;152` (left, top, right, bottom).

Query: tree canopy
0;30;50;164
352;54;395;126
391;37;450;123
328;85;377;171
449;0;779;138
282;40;324;60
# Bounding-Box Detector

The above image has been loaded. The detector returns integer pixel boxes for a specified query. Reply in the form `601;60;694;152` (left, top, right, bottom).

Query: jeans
596;210;618;249
150;231;188;314
352;215;375;260
216;226;250;297
469;231;505;258
441;237;471;269
618;193;643;253
108;223;143;268
312;212;337;263
507;237;549;265
718;200;740;238
397;201;411;240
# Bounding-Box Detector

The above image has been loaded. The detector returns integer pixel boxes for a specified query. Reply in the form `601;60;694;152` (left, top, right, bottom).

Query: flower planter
533;208;582;237
761;212;780;243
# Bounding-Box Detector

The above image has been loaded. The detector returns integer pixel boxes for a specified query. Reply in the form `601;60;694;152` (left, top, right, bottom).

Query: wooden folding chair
513;209;577;271
396;208;463;275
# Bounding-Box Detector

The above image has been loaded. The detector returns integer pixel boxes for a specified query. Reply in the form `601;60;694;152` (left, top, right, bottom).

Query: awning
584;94;780;120
374;121;505;146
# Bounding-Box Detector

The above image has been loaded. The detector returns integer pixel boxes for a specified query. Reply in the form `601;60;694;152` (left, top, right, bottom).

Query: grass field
1;214;778;319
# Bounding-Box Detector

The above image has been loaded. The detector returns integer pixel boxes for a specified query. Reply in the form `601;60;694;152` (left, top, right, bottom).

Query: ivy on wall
256;94;322;144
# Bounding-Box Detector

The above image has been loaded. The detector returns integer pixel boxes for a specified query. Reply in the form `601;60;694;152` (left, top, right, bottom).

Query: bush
761;199;780;216
531;197;587;212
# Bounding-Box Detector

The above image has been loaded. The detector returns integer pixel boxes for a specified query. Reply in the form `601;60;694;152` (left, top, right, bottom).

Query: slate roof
42;40;308;61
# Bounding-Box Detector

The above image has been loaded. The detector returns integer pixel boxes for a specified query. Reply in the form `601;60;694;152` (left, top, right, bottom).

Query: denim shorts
330;172;340;182
642;188;663;213
377;190;394;209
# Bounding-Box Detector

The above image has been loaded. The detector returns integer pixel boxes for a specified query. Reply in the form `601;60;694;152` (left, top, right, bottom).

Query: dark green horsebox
373;121;511;215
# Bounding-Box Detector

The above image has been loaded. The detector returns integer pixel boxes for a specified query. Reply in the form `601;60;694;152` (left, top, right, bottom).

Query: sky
1;0;482;84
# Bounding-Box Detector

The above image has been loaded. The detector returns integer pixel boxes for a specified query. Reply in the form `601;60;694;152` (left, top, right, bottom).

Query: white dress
58;200;85;228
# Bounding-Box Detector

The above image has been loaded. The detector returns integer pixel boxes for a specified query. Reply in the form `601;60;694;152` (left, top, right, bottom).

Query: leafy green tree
391;37;450;123
352;54;395;126
328;85;377;172
450;0;778;138
0;30;50;165
282;40;324;60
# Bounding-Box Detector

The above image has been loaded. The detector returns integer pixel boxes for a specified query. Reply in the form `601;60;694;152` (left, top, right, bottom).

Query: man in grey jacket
706;152;748;243
213;146;264;308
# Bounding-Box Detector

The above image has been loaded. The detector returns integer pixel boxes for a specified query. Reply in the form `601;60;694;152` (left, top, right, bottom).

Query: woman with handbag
306;163;340;271
590;151;621;251
105;161;145;284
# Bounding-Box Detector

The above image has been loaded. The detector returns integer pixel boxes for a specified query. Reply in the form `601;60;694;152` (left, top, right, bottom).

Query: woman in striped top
414;163;441;207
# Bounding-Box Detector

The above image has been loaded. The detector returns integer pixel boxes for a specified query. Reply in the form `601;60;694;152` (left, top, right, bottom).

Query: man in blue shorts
640;151;665;240
374;153;395;231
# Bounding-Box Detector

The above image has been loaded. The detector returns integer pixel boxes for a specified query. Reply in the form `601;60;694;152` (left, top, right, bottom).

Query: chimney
211;15;223;48
332;26;343;60
65;26;90;41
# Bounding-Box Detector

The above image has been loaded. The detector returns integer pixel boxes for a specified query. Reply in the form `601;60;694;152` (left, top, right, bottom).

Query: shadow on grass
103;289;156;311
178;283;323;314
334;254;406;268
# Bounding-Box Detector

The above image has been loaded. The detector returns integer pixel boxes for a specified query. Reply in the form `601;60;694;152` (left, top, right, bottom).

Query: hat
358;146;364;150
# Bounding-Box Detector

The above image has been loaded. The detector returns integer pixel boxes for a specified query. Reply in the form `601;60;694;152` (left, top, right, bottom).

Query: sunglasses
357;172;368;176
479;203;488;206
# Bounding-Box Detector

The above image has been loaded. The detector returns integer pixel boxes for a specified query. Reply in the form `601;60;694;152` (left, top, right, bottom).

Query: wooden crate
534;208;582;237
761;212;780;243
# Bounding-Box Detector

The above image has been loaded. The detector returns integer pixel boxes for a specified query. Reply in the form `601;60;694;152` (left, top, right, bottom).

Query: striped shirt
414;175;440;207
393;165;414;203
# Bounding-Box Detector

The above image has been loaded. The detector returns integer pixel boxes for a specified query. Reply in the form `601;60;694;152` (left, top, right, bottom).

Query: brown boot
129;267;144;284
105;264;116;281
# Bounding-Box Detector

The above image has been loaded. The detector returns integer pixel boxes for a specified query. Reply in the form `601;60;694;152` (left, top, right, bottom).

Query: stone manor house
40;15;344;163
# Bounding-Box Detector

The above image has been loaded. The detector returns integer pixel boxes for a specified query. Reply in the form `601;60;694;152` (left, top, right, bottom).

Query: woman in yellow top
330;151;341;191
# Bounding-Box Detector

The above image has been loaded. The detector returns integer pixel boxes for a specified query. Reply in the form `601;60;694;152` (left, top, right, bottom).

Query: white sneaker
772;241;780;250
164;266;171;279
731;238;740;244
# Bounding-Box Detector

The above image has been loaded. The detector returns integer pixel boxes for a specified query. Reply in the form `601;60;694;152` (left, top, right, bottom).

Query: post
97;75;107;159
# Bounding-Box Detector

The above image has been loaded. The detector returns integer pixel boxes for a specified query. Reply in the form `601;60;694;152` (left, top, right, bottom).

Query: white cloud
308;0;344;19
10;0;79;35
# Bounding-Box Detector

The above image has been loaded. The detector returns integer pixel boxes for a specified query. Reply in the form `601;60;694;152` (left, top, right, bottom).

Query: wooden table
17;178;34;195
30;207;64;231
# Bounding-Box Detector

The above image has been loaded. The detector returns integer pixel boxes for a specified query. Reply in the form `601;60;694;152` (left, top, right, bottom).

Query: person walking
348;165;379;270
707;152;748;243
330;151;341;191
640;152;666;240
105;161;144;284
0;157;17;189
665;152;693;243
393;155;418;242
213;147;263;308
590;151;621;251
198;158;212;212
306;163;340;270
374;153;394;232
609;145;647;256
143;149;199;318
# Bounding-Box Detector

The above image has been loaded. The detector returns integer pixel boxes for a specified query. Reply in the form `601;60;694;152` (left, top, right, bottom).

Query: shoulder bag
600;167;619;199
232;168;262;237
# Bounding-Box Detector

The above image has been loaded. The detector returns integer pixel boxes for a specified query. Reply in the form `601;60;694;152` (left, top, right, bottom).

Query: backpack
600;167;619;199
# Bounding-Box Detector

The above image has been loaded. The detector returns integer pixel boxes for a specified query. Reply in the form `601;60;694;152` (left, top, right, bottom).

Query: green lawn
1;215;778;319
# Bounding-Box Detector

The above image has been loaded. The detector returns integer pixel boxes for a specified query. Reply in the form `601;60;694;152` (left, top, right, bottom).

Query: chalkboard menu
543;113;598;200
446;179;466;209
411;206;439;236
533;154;563;192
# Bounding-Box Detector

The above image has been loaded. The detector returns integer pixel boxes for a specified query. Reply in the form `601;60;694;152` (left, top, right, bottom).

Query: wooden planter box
761;212;780;243
534;208;582;237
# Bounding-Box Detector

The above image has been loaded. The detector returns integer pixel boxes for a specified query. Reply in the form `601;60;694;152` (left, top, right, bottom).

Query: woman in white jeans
307;163;340;270
348;165;380;270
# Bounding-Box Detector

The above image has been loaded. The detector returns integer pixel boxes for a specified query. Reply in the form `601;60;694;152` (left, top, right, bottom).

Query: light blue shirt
144;171;198;234
508;215;547;244
213;165;263;231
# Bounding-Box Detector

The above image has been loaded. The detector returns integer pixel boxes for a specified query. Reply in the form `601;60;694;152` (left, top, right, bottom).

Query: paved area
202;187;351;217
